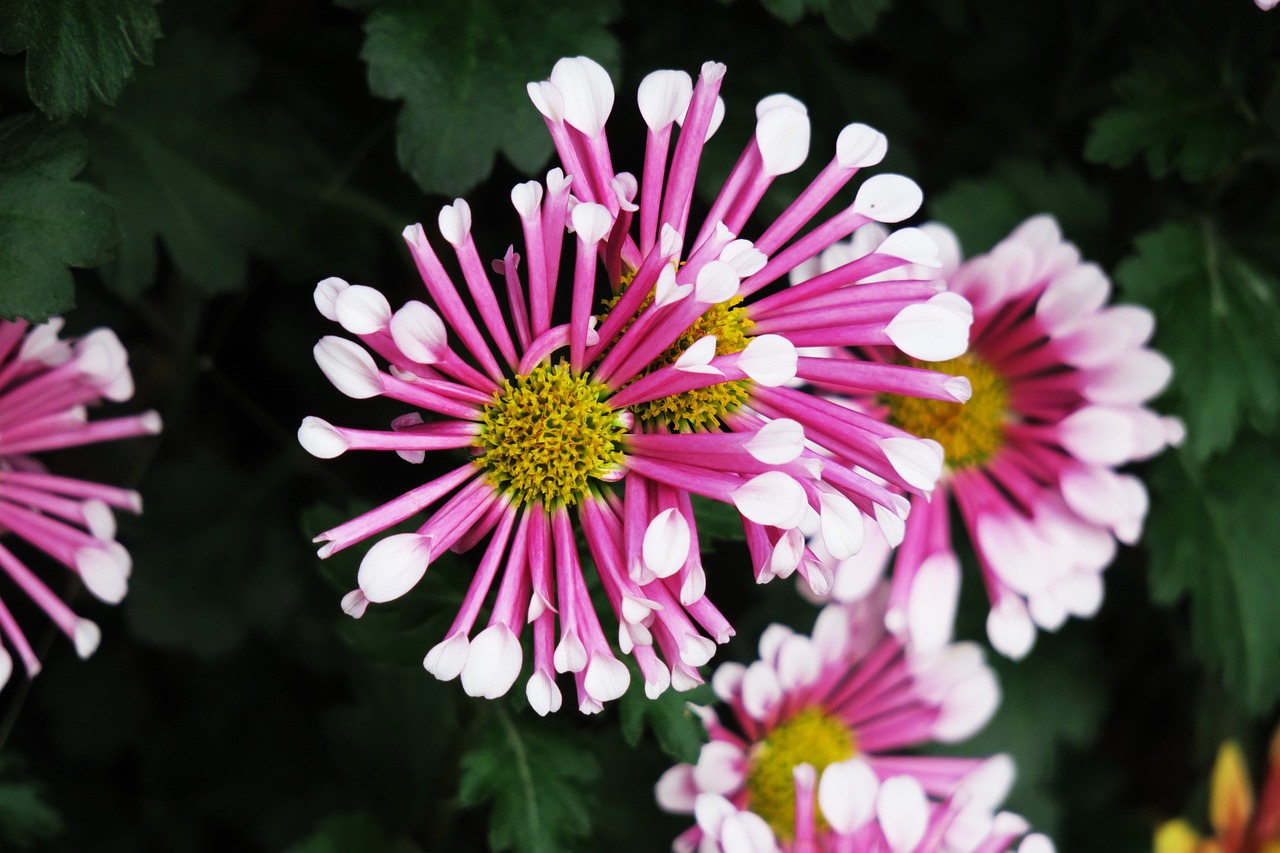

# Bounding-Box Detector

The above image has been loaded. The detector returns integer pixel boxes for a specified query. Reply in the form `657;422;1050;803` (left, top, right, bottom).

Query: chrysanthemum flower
302;56;971;713
0;317;160;688
795;216;1182;659
655;589;1052;852
1155;727;1280;853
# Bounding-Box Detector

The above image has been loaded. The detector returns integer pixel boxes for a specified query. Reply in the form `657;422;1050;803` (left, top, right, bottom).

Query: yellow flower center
884;353;1008;471
476;362;626;507
744;707;857;841
603;294;755;432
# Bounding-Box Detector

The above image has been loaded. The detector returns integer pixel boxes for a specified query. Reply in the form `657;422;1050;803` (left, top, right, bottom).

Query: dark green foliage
0;0;160;117
0;756;61;848
617;667;711;763
0;116;116;320
361;0;621;196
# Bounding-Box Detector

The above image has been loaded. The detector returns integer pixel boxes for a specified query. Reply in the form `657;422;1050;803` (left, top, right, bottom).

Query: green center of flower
884;353;1008;471
605;294;755;432
476;362;626;507
744;707;857;841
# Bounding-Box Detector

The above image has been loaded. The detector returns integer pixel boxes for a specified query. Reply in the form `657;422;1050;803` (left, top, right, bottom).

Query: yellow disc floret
884;353;1009;471
744;707;858;841
476;362;626;507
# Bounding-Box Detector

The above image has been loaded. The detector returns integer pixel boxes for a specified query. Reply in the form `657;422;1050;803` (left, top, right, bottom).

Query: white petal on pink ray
694;741;747;796
314;336;383;399
852;174;923;223
877;227;942;268
550;56;615;136
819;491;864;561
836;123;888;169
755;102;810;176
739;335;797;387
695;260;740;304
775;634;820;689
674;335;722;376
905;552;961;653
655;763;699;813
741;660;783;720
526;80;564;122
874;503;906;548
818;758;879;834
880;436;944;493
438;198;472;246
571;202;614;244
744;418;804;464
357;533;433;602
719;810;777;853
1036;262;1111;330
1058;406;1137;466
554;630;588;673
313;277;350;321
340;588;369;619
1083;348;1173;405
461;624;523;699
731;472;808;529
74;619;101;658
76;545;129;603
877;775;929;852
643;508;692;578
885;293;972;362
526;669;563;716
986;595;1036;660
638;69;693;130
655;264;693;306
510;180;544;219
334;284;392;335
390;300;448;365
720;239;768;277
297;416;350;458
934;664;1001;742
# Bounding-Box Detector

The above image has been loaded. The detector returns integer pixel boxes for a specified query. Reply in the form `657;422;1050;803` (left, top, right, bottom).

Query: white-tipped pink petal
743;418;805;464
655;264;693;307
461;623;523;699
987;596;1036;660
885;293;973;362
934;665;1001;742
818;758;879;833
719;811;777;853
880;437;944;492
836;123;888;169
739;335;797;386
526;80;564;122
76;546;129;604
655;764;699;813
694;741;747;796
720;240;768;277
877;775;929;852
643;508;692;578
73;619;101;658
298;416;350;459
389;300;448;365
675;335;723;376
1019;834;1057;853
741;660;784;720
638;69;693;130
905;553;961;653
314;336;383;399
571;202;614;244
585;654;631;702
732;472;808;529
334;284;392;335
819;492;864;561
357;533;433;603
852;174;923;223
554;630;588;673
877;227;942;268
1035;263;1110;330
314;277;350;321
511;180;544;219
438;199;472;247
424;632;470;681
1058;407;1137;466
526;670;563;716
695;260;740;304
550;56;615;136
756;103;810;176
340;589;369;619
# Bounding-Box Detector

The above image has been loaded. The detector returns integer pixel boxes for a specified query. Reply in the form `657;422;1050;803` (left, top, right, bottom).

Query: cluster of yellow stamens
476;363;626;507
884;353;1009;471
744;707;858;840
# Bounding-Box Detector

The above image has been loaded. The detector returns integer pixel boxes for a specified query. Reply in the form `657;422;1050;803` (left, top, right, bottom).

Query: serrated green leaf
0;0;160;117
86;28;310;298
1115;221;1280;459
1145;439;1280;713
0;115;117;321
360;0;620;197
928;159;1110;256
459;708;600;853
618;663;711;763
1084;46;1251;182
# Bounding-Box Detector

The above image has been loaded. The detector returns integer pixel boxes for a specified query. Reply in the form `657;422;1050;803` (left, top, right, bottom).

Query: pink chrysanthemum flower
302;57;970;714
792;216;1182;659
655;590;1050;852
0;317;160;688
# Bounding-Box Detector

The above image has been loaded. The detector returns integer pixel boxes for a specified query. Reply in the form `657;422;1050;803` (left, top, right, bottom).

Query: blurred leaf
0;755;62;848
1145;438;1280;714
0;0;160;117
1115;221;1280;459
459;708;600;853
690;493;747;542
757;0;892;40
285;813;392;853
618;666;711;763
86;28;311;298
928;159;1110;256
360;0;620;196
1084;46;1251;182
0;115;117;320
124;458;303;656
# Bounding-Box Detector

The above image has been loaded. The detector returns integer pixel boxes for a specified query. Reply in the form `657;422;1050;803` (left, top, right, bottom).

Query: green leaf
285;813;392;853
617;665;711;763
0;0;160;117
459;708;600;853
756;0;891;40
928;159;1111;256
1145;438;1280;713
1084;46;1251;182
0;115;117;321
1114;221;1280;459
360;0;620;196
86;28;311;298
690;493;747;542
0;755;63;849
